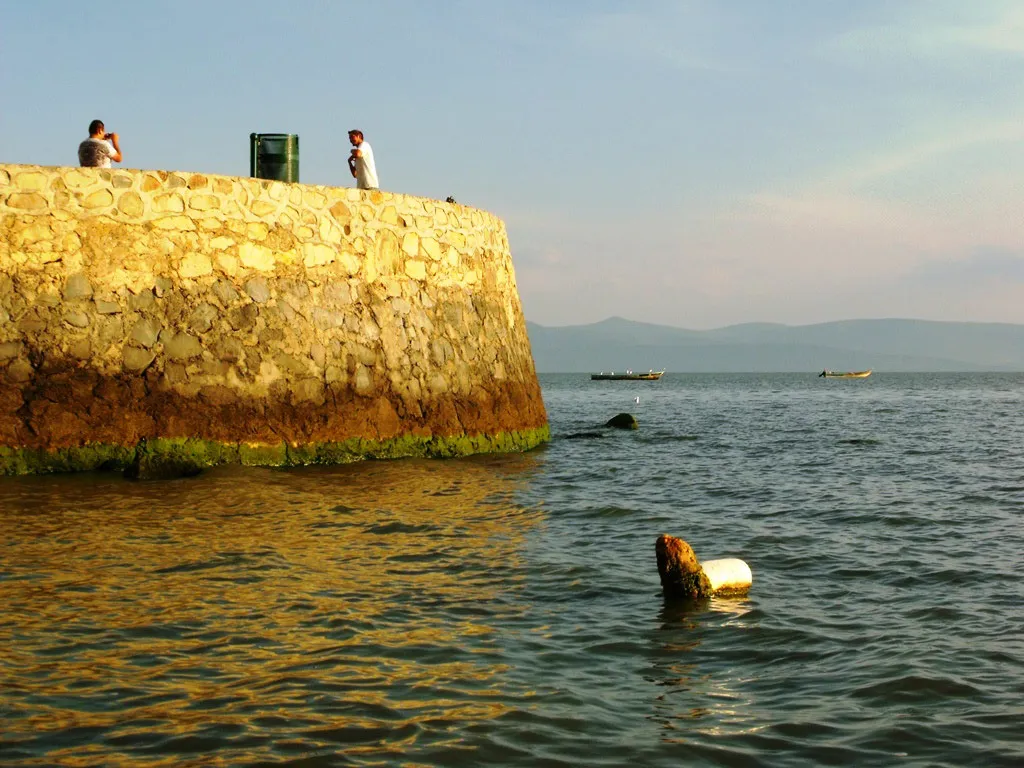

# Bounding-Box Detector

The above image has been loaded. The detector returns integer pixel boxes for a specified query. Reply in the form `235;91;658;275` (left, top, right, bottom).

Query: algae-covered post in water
0;164;549;477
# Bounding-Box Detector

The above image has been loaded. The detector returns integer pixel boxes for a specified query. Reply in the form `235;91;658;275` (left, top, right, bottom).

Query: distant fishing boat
819;369;872;378
591;370;665;381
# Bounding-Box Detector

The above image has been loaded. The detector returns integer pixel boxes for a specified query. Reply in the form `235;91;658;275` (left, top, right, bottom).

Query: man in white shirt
78;120;123;168
347;130;379;190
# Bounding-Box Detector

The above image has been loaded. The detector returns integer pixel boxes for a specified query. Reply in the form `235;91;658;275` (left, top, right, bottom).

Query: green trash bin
250;133;299;182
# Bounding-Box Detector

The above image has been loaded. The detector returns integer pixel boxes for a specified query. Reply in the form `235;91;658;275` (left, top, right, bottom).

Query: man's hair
88;119;104;136
348;129;363;139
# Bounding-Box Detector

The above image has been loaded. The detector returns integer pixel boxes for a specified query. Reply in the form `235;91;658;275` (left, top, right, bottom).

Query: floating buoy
655;534;752;599
700;558;753;594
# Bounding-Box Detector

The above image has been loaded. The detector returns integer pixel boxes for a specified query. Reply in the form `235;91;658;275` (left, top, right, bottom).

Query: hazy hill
525;317;1024;372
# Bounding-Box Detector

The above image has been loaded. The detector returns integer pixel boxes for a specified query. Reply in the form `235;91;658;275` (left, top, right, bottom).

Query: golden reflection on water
0;455;544;763
647;596;761;743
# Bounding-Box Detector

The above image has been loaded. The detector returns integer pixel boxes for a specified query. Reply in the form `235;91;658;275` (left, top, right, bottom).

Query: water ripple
1;374;1023;765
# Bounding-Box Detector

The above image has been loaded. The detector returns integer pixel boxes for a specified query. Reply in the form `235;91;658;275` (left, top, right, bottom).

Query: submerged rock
605;413;638;429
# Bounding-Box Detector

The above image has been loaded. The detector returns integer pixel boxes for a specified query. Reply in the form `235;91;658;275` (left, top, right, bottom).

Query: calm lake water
1;372;1022;767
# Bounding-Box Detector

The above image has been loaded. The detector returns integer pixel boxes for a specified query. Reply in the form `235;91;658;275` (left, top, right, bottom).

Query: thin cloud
817;119;1024;189
824;1;1024;60
738;187;1024;259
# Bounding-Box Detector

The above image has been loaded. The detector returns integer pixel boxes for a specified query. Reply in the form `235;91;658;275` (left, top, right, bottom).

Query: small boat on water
819;369;872;378
591;370;665;381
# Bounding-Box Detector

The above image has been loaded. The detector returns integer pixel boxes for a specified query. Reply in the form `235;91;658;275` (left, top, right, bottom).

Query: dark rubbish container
250;133;299;182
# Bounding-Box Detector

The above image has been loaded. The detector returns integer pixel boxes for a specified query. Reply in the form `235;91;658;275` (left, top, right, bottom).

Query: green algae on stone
238;442;289;467
667;568;713;601
0;444;134;476
126;437;240;480
298;426;550;466
0;425;550;479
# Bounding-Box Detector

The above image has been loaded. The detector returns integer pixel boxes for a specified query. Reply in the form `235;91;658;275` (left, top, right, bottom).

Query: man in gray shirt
78;119;123;168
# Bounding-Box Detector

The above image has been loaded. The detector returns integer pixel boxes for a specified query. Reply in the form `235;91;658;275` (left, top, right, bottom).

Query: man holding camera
347;129;378;190
78;120;123;168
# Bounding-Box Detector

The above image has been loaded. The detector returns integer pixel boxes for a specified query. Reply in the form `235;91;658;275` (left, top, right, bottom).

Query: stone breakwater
0;164;548;477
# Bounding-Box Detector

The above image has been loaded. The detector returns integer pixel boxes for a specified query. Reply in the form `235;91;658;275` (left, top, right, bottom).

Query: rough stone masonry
0;164;548;477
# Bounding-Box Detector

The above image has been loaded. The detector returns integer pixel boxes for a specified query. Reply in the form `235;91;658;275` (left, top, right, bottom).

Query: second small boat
819;369;872;378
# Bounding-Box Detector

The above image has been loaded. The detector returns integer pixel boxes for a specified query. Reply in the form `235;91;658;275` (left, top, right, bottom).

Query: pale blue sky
3;1;1022;328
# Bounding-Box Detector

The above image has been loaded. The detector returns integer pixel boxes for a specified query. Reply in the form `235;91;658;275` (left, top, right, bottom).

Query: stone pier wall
0;164;548;476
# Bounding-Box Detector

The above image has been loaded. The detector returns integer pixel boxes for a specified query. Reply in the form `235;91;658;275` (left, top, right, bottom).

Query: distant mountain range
525;317;1024;372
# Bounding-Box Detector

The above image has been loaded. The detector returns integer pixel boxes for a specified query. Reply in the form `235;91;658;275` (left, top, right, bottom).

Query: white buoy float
700;558;753;594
